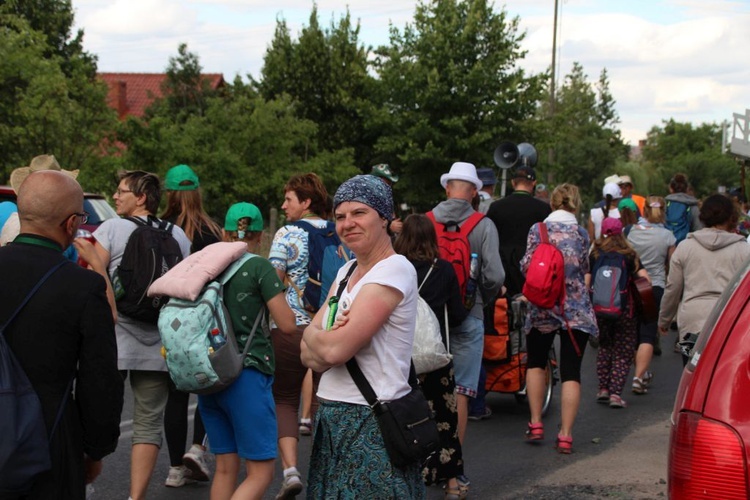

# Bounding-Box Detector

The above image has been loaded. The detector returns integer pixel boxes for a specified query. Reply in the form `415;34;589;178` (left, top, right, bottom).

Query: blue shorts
449;315;484;397
198;368;277;460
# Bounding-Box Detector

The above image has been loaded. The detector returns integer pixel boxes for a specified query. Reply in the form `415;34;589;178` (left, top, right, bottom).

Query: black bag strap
337;262;419;410
1;260;73;438
125;215;174;233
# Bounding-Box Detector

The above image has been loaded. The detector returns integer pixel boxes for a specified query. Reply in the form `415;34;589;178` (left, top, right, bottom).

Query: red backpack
426;211;484;300
522;223;565;309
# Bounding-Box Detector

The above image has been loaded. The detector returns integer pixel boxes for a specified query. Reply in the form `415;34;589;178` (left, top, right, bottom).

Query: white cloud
72;0;750;144
82;0;194;36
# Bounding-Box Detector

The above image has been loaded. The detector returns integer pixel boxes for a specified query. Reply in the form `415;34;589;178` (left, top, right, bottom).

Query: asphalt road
90;336;683;499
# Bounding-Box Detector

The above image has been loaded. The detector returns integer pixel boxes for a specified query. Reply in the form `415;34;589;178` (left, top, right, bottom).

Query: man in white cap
617;175;645;216
427;162;504;479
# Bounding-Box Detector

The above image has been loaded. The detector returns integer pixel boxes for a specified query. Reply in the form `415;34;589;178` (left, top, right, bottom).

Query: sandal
525;422;544;441
555;434;573;454
632;377;647;395
642;371;654;388
444;483;469;499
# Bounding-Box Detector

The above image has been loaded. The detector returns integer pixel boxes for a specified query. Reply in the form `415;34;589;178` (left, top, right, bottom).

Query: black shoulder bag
336;263;440;469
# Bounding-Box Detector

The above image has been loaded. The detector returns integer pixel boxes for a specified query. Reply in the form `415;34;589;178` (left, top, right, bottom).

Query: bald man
0;171;123;499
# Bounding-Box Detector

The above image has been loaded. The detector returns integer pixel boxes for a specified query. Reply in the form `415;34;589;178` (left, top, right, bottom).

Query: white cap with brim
602;182;622;199
440;162;483;190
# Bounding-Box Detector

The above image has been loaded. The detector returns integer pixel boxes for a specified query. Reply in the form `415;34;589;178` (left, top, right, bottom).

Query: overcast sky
73;0;750;146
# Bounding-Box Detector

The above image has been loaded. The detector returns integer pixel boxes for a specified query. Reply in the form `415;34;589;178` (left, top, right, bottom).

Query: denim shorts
198;368;277;460
449;315;484;397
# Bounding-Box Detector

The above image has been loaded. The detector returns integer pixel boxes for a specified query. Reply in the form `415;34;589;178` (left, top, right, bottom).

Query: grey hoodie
665;192;703;232
659;228;750;336
431;198;505;318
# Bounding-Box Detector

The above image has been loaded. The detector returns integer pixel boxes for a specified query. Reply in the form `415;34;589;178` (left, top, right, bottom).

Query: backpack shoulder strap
418;259;437;292
124;216;148;227
218;253;255;285
425;211;436;223
154;216;174;233
537;222;549;244
290;220;311;233
461;211;484;235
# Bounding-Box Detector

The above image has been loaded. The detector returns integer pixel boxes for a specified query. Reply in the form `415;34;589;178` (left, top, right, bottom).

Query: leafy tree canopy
258;6;374;167
115;46;358;219
0;10;116;186
640;119;738;197
372;0;545;210
531;62;628;207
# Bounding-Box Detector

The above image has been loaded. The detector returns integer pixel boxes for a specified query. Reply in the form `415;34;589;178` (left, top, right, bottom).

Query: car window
83;197;117;225
688;258;750;370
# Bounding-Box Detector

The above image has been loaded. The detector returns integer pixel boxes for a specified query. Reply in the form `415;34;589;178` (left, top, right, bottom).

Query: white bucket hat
440;162;482;190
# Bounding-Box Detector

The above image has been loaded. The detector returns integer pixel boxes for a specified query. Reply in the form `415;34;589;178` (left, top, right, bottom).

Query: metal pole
548;0;559;172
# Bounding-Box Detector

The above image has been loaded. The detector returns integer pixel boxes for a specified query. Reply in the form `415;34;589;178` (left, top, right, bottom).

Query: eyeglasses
59;212;89;227
115;188;133;196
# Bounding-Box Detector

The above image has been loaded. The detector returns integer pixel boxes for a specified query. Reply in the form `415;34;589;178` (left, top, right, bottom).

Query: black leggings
164;382;206;466
526;327;589;383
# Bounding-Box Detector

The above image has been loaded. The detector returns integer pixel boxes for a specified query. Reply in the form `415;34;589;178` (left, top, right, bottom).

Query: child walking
588;218;649;408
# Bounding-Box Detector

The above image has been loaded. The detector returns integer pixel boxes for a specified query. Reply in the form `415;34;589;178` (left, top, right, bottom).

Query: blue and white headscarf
333;175;394;221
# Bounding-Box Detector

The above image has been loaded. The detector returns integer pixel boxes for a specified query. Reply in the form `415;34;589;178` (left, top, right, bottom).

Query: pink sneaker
609;394;627;408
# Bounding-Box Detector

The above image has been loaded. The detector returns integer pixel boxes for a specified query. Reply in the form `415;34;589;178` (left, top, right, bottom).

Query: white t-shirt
317;255;417;405
589;207;620;239
94;216;191;371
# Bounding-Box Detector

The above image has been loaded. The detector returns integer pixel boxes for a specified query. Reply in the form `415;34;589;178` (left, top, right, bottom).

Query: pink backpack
522;223;565;309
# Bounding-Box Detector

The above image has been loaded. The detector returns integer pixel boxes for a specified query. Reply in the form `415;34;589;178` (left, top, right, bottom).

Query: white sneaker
274;471;303;499
182;445;210;482
165;465;196;488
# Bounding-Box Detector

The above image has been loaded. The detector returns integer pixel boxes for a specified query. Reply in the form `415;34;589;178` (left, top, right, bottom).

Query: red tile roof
98;73;225;119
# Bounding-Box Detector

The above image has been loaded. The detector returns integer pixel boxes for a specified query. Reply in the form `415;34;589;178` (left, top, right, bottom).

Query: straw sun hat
9;154;79;193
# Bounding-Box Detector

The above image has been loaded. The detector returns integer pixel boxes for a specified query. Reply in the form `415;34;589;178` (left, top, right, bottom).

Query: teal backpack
158;254;266;394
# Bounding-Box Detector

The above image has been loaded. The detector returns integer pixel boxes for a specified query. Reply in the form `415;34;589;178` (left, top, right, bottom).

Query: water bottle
210;328;227;348
111;271;125;300
464;253;479;309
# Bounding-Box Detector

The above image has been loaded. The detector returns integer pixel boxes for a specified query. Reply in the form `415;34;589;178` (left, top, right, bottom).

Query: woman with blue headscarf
301;175;424;499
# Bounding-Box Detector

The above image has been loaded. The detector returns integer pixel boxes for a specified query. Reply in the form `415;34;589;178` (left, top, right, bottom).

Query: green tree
640;119;737;197
373;0;545;209
258;6;374;168
145;43;220;122
0;11;117;187
3;0;98;76
533;62;628;206
118;82;357;218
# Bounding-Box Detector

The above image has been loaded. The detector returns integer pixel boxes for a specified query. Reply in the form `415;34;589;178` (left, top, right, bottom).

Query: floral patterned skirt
307;400;425;500
421;362;464;485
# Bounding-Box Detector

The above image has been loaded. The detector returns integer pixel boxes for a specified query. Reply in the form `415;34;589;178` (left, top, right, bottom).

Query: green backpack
158;254;266;394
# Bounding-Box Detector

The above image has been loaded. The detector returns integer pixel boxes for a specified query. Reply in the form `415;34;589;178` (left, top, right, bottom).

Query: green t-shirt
224;256;285;375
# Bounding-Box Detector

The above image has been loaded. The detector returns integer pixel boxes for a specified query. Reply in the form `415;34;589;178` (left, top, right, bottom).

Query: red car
0;185;117;233
668;259;750;499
